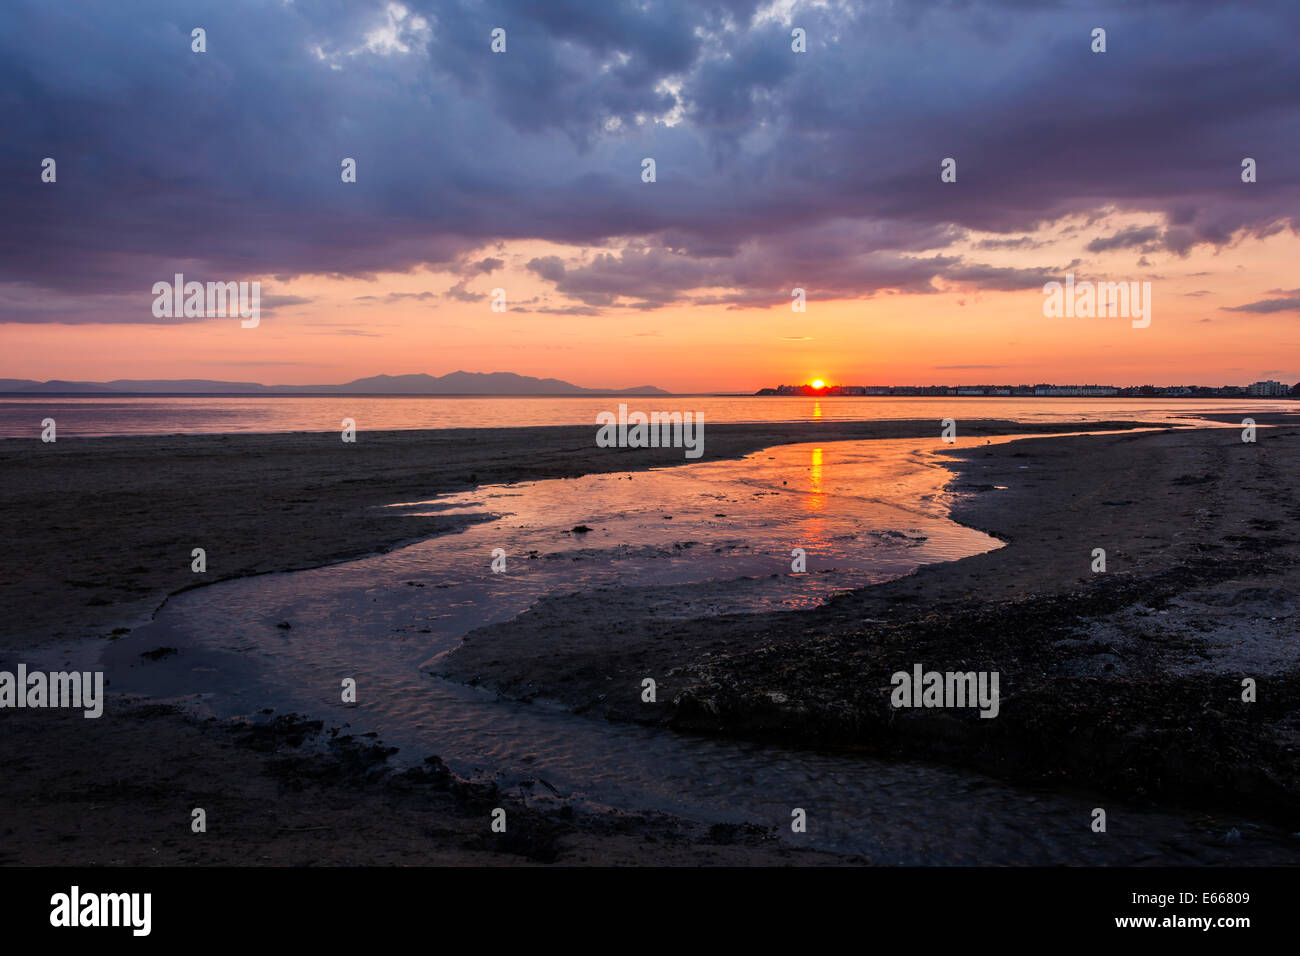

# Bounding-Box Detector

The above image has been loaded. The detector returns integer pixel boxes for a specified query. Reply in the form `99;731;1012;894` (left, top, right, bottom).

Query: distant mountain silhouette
15;380;119;392
0;371;669;395
311;372;667;395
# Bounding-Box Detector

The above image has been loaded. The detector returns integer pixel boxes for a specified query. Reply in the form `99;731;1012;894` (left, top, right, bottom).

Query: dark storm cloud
533;305;604;316
1222;297;1300;314
261;294;314;309
974;236;1041;250
1;0;1298;320
443;281;486;302
524;225;1068;307
1085;225;1162;253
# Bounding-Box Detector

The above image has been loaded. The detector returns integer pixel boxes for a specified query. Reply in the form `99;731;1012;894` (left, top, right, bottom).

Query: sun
811;379;825;389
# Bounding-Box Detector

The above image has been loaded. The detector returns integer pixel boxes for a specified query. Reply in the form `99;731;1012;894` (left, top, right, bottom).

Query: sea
1;393;1297;437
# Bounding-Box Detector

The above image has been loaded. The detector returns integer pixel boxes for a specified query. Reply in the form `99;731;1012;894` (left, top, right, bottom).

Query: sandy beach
0;418;1148;649
3;416;1298;865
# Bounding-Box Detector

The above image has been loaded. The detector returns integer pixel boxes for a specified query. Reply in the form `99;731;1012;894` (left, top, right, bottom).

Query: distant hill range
0;371;669;396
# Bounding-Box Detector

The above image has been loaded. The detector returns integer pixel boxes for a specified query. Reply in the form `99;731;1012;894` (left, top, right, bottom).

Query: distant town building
1032;385;1118;397
755;380;1295;398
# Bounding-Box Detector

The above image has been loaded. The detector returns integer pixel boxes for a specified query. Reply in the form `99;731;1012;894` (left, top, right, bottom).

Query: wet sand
0;419;1144;649
444;420;1300;825
4;415;1298;864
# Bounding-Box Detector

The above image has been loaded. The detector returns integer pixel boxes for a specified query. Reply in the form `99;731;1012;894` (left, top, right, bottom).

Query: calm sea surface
2;394;1296;437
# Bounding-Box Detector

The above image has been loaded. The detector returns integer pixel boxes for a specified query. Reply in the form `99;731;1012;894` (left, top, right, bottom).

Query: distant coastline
0;370;668;397
757;380;1298;398
3;391;1297;400
0;391;684;398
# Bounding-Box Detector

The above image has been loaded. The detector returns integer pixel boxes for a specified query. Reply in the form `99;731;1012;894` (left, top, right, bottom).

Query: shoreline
4;416;1298;865
0;418;1158;651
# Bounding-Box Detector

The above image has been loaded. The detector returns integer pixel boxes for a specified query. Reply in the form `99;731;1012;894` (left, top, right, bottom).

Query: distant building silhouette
756;380;1300;398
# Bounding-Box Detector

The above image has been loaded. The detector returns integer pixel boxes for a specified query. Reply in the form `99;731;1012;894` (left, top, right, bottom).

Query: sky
2;0;1298;392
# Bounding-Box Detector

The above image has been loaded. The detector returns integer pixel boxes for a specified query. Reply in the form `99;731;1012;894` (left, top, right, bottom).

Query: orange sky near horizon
5;217;1298;392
